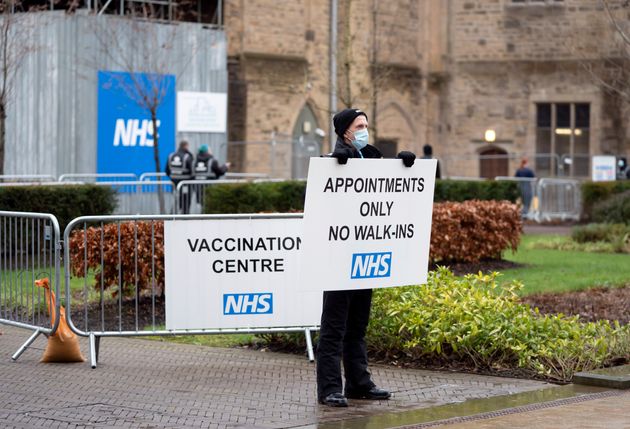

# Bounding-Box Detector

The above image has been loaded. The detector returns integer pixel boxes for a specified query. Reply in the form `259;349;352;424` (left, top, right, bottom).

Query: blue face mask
351;129;369;153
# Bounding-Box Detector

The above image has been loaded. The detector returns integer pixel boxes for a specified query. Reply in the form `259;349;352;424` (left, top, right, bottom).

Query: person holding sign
316;108;416;407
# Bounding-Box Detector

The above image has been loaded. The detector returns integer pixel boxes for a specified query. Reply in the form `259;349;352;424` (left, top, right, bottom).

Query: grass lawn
500;234;630;295
144;328;255;348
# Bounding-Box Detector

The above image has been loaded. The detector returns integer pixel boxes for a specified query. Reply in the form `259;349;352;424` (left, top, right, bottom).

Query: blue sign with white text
351;252;392;279
223;293;274;315
97;71;176;176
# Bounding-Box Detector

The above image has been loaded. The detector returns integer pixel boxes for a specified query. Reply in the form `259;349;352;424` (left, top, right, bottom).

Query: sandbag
35;278;85;363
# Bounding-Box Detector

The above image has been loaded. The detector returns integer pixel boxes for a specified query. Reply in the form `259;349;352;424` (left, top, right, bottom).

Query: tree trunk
151;111;166;214
0;103;5;175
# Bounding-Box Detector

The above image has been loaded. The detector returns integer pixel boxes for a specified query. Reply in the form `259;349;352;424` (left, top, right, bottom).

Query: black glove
397;151;416;167
332;148;352;165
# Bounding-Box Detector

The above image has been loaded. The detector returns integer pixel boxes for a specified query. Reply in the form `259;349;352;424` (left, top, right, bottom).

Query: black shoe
318;392;348;407
345;387;391;400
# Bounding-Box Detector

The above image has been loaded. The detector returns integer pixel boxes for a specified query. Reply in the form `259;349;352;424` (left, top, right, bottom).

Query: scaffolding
8;1;223;26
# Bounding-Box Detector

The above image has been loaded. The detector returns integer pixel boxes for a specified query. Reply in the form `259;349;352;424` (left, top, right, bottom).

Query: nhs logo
351;252;392;279
113;119;160;147
223;293;273;315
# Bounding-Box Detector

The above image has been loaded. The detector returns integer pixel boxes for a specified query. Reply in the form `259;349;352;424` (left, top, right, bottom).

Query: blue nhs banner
97;71;176;176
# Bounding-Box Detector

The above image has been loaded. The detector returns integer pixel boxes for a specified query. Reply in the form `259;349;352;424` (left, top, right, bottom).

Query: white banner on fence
177;91;227;133
299;158;436;292
164;218;321;330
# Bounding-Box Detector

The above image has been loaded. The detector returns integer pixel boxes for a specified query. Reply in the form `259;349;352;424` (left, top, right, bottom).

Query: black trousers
316;289;375;399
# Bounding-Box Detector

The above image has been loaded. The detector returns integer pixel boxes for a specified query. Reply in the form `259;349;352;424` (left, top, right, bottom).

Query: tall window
536;103;590;177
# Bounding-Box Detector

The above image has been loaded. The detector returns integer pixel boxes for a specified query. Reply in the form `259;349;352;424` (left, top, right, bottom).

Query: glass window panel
574;130;590;176
537;103;551;127
556;103;570;128
575;104;590;128
556;134;571;175
535;129;552;176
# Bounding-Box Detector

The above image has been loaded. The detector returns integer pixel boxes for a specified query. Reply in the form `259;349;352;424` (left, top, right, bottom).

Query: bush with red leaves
69;221;164;297
430;200;522;263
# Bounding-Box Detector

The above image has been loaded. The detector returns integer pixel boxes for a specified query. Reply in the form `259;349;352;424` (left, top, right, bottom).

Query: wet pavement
1;324;627;428
426;390;630;429
1;324;554;428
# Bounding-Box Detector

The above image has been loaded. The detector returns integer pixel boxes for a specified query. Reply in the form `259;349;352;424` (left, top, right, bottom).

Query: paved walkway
0;324;553;428
523;223;574;236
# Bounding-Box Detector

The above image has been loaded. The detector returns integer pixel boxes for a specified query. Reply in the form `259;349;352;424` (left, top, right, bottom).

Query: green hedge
592;190;630;224
204;180;306;214
581;181;630;221
433;180;519;203
0;185;117;231
204;179;519;214
572;223;630;243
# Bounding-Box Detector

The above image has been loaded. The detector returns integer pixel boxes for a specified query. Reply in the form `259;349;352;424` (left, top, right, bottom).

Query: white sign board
164;217;321;330
299;158;436;292
592;156;616;182
177;91;227;133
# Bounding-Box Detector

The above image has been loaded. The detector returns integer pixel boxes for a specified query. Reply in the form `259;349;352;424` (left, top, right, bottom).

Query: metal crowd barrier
0;211;61;361
495;176;538;220
58;173;139;182
225;173;270;180
91;181;176;215
0;174;56;183
174;179;246;214
495;177;581;222
63;214;318;368
535;178;581;222
139;172;170;182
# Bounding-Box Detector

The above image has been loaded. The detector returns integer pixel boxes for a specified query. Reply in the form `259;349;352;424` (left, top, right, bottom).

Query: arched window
291;104;322;179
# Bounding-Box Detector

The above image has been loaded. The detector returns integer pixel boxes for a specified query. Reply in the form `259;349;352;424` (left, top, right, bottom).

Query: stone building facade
225;0;630;179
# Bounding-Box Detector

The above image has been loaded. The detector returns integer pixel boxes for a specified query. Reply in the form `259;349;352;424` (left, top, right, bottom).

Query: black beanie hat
333;108;368;139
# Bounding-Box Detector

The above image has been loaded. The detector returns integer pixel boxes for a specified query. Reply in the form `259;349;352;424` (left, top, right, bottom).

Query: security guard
192;144;230;207
166;140;193;214
316;108;416;407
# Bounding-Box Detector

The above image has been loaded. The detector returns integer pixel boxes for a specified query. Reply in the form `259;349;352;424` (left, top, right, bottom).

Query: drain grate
397;390;627;428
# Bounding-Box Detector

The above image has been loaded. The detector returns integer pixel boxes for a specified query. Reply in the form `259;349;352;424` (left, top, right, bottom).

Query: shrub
205;181;305;214
203;180;520;214
430;200;521;263
592;190;630;224
367;268;630;382
581;181;630;221
434;180;519;203
572;223;630;243
0;184;116;231
68;221;165;297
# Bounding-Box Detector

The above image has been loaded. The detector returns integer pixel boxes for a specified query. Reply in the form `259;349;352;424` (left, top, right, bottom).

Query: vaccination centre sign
163;158;436;331
164;217;322;330
97;70;176;177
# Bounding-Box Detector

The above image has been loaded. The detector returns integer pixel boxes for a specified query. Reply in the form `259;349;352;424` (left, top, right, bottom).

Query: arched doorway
291;104;322;179
479;147;508;179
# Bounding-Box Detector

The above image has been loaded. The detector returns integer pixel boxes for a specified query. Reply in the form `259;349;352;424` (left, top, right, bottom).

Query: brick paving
0;325;552;428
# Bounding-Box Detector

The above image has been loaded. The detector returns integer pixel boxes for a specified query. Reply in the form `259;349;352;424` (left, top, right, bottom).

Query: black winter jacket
332;138;383;159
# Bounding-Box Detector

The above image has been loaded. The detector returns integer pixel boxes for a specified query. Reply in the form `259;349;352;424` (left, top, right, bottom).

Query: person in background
193;144;230;208
515;157;535;218
316;107;416;408
166;140;193;214
421;144;441;179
